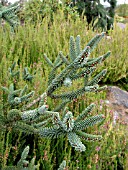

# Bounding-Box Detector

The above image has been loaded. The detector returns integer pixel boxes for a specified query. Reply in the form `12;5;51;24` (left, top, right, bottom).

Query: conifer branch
14;91;35;104
1;86;9;93
39;126;65;138
50;85;99;100
53;53;63;68
82;56;103;68
46;33;110;102
67;132;86;152
73;46;90;68
43;54;54;67
7;109;21;122
76;35;81;56
3;146;65;170
48;60;63;86
1;83;21;106
3;146;39;170
33;110;54;123
50;86;86;100
1;83;34;106
86;32;105;52
24;92;47;110
75;103;96;122
62;111;74;132
59;51;70;65
39;106;105;151
0;4;19;30
13;122;38;135
69;67;96;81
62;107;69;120
8;61;20;78
76;131;102;141
74;114;105;131
95;85;107;92
87;69;107;86
58;160;66;170
23;67;34;82
21;105;48;122
102;51;111;61
33;118;51;128
69;36;77;61
1;33;110;157
52;112;62;127
47;64;74;95
19;85;28;97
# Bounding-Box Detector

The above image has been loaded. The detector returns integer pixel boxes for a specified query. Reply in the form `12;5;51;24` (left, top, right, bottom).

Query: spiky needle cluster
45;32;110;110
0;3;19;30
8;61;35;82
1;32;110;152
1;62;35;108
2;146;39;170
58;160;67;170
39;103;104;152
2;146;66;170
1;83;34;107
1;91;105;151
0;91;53;135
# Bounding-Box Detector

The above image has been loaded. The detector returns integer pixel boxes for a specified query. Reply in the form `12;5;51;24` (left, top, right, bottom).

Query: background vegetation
116;4;128;17
0;1;128;169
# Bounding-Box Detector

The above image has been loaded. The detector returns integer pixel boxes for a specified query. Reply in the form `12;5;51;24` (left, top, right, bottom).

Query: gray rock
107;86;128;108
106;86;128;124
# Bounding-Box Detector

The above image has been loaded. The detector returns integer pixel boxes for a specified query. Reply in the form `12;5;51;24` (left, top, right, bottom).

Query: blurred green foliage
116;4;128;17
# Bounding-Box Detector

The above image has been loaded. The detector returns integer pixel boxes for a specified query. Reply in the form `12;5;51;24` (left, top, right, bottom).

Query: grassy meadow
0;8;128;170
